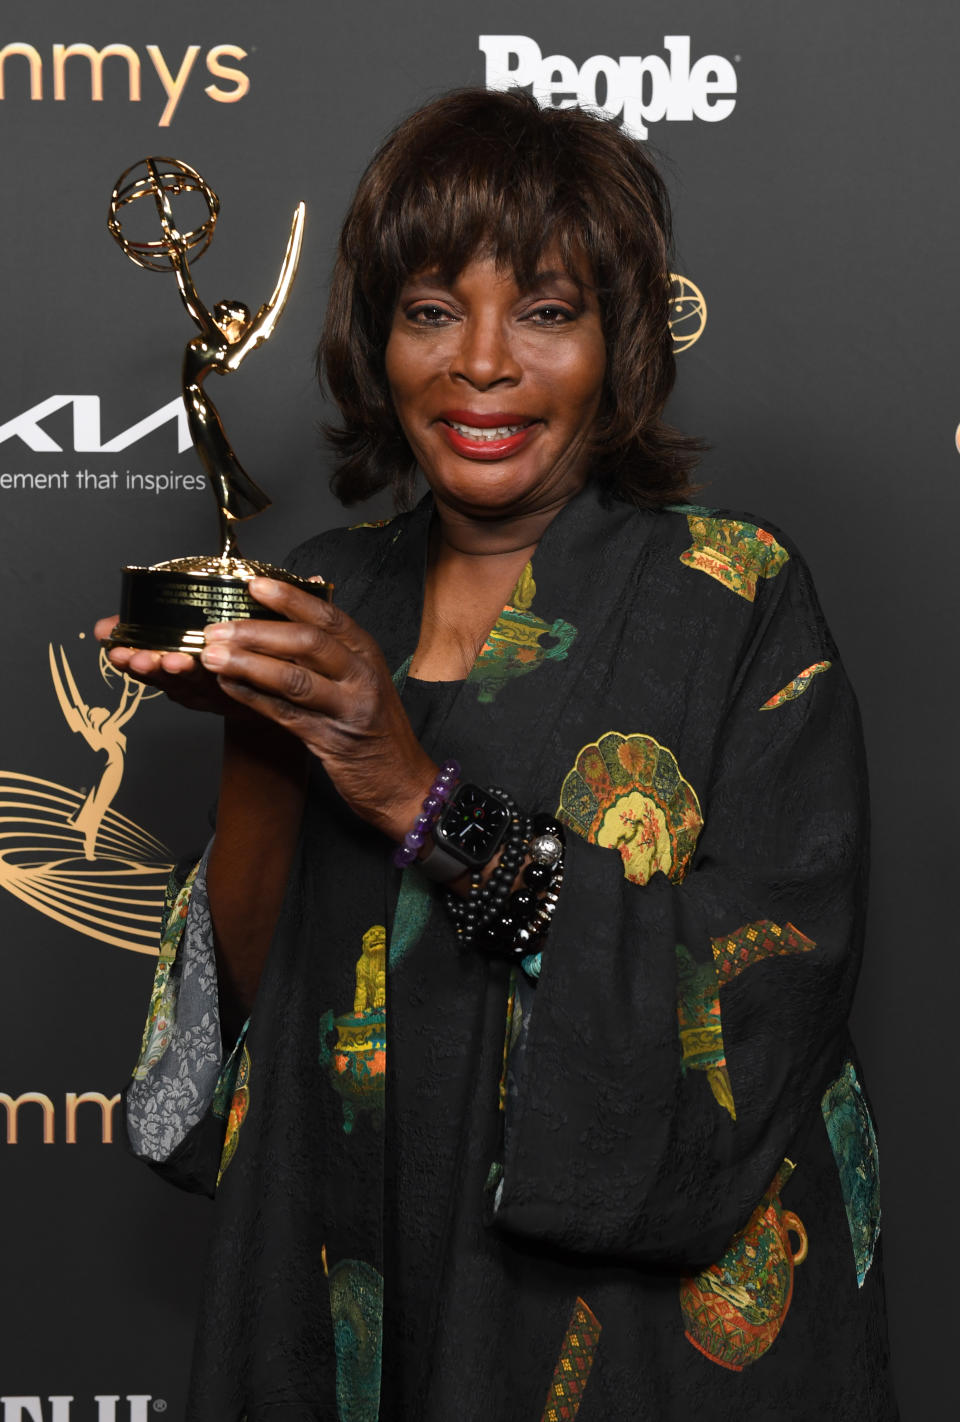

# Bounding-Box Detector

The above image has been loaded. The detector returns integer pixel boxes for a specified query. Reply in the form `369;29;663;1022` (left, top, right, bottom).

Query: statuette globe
108;157;219;272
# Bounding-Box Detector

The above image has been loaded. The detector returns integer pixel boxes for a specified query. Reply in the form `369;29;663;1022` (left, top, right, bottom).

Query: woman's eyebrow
399;268;445;288
397;266;589;298
525;267;593;295
529;268;577;285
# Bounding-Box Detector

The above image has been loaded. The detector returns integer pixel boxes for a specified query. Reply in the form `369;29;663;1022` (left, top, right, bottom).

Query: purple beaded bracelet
392;759;461;868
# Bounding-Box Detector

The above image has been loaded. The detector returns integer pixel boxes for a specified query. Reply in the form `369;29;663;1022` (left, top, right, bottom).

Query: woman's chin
423;458;588;526
426;467;536;518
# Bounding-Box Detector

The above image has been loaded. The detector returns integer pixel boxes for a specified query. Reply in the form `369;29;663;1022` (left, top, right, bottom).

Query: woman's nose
450;316;521;390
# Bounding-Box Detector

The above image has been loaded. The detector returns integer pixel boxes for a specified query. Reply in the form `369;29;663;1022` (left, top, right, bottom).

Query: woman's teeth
448;421;529;441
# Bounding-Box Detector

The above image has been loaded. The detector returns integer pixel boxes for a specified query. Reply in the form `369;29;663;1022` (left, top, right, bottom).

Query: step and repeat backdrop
0;1;955;1417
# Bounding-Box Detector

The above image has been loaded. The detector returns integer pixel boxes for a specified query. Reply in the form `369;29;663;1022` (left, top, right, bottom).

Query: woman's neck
430;486;577;559
410;510;557;681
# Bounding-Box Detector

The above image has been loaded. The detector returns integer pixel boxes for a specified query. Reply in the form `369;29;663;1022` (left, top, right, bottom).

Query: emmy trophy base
107;555;335;655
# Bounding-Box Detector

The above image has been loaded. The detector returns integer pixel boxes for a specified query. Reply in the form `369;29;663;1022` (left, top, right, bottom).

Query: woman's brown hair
320;88;700;507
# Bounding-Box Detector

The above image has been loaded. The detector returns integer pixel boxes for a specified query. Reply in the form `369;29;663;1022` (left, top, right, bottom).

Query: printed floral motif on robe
132;862;199;1079
557;731;703;884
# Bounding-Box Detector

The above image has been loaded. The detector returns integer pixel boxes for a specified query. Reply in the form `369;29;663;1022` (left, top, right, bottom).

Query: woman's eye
527;305;574;325
408;304;454;326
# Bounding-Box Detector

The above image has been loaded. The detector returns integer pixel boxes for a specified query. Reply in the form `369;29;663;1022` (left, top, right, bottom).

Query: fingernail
200;644;228;669
250;577;281;599
205;623;233;642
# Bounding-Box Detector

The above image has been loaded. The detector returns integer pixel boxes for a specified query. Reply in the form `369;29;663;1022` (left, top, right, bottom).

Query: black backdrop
0;2;956;1417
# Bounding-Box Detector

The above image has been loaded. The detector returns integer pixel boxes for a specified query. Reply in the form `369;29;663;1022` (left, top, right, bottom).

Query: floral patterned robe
125;483;898;1421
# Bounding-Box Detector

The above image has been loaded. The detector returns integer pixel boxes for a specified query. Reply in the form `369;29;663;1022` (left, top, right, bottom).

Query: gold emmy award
105;157;333;653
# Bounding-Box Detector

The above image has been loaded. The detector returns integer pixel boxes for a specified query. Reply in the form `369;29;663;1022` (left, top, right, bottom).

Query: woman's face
385;251;606;522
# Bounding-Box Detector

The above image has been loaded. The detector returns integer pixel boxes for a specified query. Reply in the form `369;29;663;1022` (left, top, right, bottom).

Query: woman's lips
437;414;541;461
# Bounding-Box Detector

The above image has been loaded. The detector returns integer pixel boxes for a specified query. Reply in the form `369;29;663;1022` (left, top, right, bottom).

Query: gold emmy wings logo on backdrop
0;639;171;954
669;275;707;351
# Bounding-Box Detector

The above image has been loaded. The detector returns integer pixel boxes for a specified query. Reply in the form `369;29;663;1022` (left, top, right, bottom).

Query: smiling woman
106;88;898;1422
322;88;700;508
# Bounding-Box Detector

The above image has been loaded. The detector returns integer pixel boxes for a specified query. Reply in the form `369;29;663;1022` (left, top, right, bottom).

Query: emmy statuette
106;157;333;654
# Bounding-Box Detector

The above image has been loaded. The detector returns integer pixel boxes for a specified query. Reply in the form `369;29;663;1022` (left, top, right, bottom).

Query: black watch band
418;839;471;884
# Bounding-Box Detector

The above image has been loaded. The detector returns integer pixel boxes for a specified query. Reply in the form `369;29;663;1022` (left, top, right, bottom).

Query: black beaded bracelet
503;815;565;960
474;808;532;955
522;814;565;944
445;789;526;949
446;807;564;962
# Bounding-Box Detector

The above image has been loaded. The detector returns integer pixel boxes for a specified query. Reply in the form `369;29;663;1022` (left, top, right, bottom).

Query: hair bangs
357;109;598;309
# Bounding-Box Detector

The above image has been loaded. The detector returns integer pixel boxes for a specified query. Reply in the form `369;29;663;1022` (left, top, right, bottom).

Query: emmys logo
669;275;707;352
0;639;171;954
0;41;248;126
480;35;737;140
0;1090;120;1145
0;1400;157;1422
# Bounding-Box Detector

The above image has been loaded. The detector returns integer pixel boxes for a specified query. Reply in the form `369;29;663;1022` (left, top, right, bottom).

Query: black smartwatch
418;783;512;883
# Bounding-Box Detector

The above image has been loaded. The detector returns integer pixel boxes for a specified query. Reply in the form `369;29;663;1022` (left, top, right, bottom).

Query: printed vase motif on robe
468;562;577;703
319;924;387;1133
678;514;790;602
679;1160;808;1370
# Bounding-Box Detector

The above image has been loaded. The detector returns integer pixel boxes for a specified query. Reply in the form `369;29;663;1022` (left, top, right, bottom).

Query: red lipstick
437;410;541;461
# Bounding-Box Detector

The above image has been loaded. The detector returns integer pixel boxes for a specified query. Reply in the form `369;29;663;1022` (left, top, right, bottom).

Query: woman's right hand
94;615;255;718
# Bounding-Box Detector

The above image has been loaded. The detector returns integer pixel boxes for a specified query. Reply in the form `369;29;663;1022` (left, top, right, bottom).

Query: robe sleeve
123;846;244;1196
494;551;868;1272
120;522;344;1196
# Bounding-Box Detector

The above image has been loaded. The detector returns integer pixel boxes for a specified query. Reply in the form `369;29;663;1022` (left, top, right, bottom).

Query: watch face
438;786;510;866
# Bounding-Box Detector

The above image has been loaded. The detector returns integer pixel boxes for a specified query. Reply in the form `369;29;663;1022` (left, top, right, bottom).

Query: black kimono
125;484;898;1420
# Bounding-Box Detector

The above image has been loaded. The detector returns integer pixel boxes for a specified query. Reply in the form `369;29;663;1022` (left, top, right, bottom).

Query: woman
100;90;898;1420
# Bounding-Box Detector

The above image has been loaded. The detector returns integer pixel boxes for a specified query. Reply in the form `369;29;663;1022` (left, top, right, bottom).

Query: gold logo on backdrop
0;42;249;127
669;274;707;352
0;640;171;954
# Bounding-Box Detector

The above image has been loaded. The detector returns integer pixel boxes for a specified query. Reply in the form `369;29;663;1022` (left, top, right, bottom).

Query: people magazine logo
0;1401;164;1422
480;35;738;140
0;40;248;126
